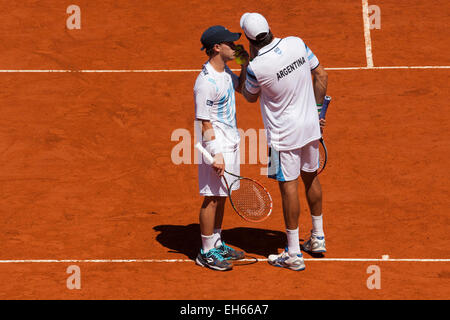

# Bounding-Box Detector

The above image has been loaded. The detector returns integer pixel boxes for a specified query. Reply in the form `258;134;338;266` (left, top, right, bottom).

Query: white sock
286;228;301;256
201;234;215;253
311;214;324;237
213;229;223;248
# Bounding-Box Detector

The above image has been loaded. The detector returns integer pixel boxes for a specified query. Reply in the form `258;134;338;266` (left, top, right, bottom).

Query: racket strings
230;179;271;220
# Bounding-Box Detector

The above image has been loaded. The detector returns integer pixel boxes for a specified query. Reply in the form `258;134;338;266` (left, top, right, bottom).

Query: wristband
204;139;222;157
316;103;322;114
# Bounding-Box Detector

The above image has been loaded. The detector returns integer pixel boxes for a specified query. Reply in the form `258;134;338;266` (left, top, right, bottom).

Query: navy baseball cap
200;25;241;50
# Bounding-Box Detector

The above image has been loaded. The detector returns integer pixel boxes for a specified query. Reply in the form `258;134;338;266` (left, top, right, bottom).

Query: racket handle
319;95;332;120
194;142;214;165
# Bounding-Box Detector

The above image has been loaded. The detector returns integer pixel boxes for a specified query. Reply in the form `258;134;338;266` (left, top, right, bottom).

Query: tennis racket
195;142;273;222
318;95;331;174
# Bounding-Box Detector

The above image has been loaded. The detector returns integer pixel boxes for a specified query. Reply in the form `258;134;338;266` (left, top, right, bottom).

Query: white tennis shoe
301;233;326;253
268;248;306;271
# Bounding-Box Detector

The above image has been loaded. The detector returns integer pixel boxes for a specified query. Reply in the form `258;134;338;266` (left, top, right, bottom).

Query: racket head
317;138;328;175
227;177;273;223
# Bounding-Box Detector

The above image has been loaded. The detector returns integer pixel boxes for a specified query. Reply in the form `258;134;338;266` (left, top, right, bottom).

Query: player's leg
196;160;232;271
266;148;305;271
299;140;326;253
278;179;302;256
212;196;225;247
211;196;226;249
300;170;323;218
213;149;245;260
199;196;222;251
279;179;300;230
213;198;244;260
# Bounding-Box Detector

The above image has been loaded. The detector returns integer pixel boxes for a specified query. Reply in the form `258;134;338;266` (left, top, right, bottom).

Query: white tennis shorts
268;140;319;181
198;148;240;197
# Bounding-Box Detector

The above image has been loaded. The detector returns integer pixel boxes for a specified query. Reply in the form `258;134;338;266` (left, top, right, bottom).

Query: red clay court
0;0;448;299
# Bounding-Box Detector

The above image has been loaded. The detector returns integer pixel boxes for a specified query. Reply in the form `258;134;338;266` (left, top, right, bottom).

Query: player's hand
212;153;225;176
234;45;249;67
319;118;326;129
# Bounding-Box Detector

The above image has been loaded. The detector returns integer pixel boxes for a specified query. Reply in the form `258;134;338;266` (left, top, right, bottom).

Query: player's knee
280;186;299;202
201;196;222;209
278;179;298;191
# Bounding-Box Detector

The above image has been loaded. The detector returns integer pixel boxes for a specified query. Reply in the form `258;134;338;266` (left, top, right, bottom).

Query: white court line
0;66;448;73
362;0;374;68
0;69;204;73
324;66;450;70
0;258;448;263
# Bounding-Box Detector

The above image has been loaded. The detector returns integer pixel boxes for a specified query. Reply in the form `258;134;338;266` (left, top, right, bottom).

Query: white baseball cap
240;12;270;40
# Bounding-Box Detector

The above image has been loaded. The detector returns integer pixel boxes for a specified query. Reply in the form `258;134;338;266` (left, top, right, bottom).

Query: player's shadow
153;223;287;260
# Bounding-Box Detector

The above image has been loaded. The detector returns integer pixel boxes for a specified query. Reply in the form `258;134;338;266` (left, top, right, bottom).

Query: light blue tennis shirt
194;61;240;152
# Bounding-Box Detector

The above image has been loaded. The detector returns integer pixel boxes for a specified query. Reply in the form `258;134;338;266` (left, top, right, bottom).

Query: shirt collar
257;38;282;56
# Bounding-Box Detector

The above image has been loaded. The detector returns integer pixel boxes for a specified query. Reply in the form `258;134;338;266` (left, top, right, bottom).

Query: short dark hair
248;30;274;49
205;47;215;57
205;44;221;57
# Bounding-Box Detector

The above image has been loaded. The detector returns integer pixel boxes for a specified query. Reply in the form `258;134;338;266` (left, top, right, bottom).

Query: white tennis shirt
194;61;240;152
245;36;321;151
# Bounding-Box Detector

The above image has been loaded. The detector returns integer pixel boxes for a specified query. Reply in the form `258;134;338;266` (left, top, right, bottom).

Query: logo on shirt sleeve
206;99;214;106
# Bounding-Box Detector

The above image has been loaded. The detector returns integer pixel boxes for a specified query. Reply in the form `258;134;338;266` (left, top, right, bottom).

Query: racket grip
194;142;215;165
319;95;332;120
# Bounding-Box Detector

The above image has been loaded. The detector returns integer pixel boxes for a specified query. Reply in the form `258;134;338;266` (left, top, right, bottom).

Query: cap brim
200;31;241;50
226;31;242;42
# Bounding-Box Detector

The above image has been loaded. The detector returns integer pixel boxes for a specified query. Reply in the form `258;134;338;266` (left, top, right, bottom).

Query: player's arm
243;87;259;103
311;65;328;105
240;44;258;100
200;120;225;176
305;42;328;106
234;46;250;95
249;43;259;61
311;65;328;130
235;65;247;95
242;64;261;103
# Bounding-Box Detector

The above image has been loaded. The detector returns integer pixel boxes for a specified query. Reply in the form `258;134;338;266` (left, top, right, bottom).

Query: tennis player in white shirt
240;13;329;271
194;25;249;271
